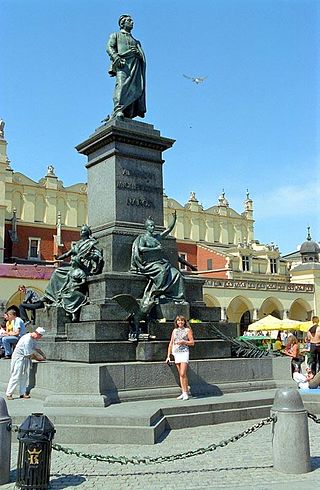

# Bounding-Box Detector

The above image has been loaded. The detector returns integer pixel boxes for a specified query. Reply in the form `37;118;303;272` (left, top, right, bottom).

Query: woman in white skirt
165;315;194;400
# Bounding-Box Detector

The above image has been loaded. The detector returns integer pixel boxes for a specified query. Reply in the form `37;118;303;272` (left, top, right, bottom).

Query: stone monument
37;15;228;364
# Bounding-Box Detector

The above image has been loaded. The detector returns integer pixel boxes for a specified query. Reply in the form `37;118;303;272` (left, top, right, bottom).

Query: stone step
13;391;274;428
66;320;225;341
0;357;292;407
164;404;272;430
66;321;129;341
8;398;274;445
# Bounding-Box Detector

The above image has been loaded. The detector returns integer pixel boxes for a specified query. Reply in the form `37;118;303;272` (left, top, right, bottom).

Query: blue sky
1;0;319;254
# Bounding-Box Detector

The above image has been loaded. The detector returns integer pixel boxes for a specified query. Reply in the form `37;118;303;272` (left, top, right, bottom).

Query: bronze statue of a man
106;14;146;120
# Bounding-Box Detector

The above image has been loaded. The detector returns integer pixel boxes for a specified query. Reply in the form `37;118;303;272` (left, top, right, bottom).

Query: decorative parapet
204;278;314;293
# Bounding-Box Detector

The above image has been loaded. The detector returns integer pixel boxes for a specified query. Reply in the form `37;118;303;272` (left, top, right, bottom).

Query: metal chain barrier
307;411;320;424
52;415;275;466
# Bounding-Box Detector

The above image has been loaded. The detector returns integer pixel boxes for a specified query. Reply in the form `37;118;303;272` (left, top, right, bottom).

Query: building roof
291;263;320;272
300;228;320;255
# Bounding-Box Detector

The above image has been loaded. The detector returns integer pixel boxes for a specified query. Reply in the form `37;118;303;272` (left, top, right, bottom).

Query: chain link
52;415;275;466
307;411;320;424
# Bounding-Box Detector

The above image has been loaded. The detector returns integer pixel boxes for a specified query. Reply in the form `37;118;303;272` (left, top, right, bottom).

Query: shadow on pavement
311;456;320;470
78;464;274;477
50;473;86;487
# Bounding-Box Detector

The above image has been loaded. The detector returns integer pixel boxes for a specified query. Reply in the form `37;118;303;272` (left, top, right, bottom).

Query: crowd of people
268;316;320;390
241;317;320;391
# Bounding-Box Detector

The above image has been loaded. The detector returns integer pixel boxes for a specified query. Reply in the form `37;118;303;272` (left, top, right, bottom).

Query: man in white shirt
6;327;46;400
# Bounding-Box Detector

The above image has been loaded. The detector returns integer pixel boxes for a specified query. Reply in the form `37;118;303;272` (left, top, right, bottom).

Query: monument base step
4;389;276;445
4;388;319;445
0;357;293;407
39;339;231;362
0;356;304;444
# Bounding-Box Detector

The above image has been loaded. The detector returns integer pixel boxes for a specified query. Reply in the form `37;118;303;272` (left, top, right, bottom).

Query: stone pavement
2;416;320;489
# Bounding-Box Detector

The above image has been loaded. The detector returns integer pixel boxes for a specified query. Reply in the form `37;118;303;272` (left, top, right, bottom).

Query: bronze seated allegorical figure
40;224;103;321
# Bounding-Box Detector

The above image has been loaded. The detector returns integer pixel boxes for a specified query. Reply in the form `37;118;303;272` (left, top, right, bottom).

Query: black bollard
16;413;55;490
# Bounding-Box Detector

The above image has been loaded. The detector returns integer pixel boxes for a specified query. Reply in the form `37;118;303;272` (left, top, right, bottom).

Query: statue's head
118;14;133;30
80;224;91;238
144;216;155;233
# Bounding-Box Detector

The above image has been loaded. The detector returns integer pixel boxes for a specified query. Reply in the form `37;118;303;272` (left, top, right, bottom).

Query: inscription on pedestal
116;167;163;211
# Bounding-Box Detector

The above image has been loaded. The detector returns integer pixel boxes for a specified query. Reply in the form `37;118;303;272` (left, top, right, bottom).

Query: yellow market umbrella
248;315;284;331
278;319;302;331
298;321;313;333
248;315;301;332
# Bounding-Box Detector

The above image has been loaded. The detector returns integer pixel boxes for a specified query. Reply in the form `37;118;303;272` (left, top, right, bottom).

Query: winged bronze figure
113;290;160;341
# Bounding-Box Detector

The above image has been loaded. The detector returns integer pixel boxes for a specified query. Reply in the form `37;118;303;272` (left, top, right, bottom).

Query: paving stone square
2;417;320;489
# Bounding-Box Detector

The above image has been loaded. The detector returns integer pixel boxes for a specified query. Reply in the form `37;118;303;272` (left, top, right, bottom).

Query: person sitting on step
1;309;26;359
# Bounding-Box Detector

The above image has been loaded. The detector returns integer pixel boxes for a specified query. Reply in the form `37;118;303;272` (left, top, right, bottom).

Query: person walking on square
1;309;26;359
165;315;194;400
6;327;46;400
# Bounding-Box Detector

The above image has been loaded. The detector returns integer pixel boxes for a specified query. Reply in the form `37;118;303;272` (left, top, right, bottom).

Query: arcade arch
289;298;312;321
259;297;283;319
203;294;220;308
226;296;254;325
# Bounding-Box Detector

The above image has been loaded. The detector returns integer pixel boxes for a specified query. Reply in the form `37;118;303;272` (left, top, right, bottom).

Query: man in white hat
6;327;46;400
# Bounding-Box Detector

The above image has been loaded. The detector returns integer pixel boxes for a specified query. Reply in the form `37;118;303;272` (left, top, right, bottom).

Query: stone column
220;306;227;321
0;137;9;263
253;308;259;321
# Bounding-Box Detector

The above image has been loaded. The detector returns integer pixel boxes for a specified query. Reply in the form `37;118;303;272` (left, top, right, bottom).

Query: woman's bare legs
176;362;189;393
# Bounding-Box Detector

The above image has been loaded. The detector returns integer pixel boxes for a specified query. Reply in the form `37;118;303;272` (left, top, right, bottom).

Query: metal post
271;387;311;474
0;396;12;484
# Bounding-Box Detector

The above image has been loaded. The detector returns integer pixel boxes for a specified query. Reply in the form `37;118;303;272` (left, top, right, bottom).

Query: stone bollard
0;396;12;484
271;387;311;474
